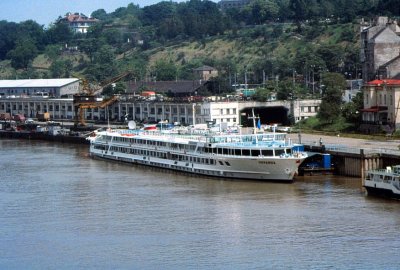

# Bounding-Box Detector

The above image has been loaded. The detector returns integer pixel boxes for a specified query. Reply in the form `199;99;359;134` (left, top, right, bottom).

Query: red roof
367;79;400;86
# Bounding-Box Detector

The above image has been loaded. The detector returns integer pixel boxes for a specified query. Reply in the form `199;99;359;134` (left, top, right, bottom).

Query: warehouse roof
0;78;79;88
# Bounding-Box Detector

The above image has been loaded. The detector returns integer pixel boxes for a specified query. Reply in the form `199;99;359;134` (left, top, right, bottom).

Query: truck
13;114;26;123
36;112;51;122
0;113;11;120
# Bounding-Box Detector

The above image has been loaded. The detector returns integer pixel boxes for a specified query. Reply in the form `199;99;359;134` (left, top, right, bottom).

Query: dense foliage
0;0;390;93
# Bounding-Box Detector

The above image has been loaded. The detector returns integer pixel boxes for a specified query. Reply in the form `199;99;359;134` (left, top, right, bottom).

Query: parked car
276;126;291;133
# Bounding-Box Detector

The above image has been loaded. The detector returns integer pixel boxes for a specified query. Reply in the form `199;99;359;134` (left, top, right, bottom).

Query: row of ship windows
204;147;290;156
105;136;290;157
106;136;197;151
96;145;222;165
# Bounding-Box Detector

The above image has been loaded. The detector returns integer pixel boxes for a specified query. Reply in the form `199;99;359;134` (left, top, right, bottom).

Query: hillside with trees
0;0;396;132
0;0;390;80
0;0;390;79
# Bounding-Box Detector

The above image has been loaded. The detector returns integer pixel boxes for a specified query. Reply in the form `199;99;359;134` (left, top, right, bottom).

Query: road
287;132;400;151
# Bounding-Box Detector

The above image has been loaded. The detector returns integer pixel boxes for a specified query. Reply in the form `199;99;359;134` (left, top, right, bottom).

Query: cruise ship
88;128;307;181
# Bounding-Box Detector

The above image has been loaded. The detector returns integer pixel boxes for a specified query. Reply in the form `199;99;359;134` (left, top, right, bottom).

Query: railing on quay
294;139;400;156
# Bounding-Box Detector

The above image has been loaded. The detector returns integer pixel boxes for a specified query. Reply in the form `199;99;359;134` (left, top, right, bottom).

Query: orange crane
73;72;132;127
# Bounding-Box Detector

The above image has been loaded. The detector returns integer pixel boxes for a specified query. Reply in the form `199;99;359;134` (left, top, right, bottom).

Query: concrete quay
288;133;400;152
288;132;400;178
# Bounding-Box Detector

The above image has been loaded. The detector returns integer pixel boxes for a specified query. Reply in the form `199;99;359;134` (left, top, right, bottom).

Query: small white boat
364;165;400;199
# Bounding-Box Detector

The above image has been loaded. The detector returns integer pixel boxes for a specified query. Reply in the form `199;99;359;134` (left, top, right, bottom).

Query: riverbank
0;130;89;144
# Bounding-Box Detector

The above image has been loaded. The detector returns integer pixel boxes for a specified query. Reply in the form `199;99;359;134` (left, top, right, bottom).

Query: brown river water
1;138;399;269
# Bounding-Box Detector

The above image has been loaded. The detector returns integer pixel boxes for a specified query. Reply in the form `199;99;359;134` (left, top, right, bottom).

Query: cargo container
36;112;51;121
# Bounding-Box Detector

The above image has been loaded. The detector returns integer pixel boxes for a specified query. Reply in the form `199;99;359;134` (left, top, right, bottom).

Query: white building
0;78;80;98
0;96;321;125
58;13;98;34
361;79;400;133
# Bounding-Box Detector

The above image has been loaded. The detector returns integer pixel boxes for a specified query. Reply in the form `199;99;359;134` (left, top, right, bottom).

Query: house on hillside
193;66;218;81
57;13;99;33
360;16;400;81
360;79;400;133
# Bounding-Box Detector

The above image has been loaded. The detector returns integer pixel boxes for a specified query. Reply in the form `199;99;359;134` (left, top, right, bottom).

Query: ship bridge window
251;150;260;156
235;149;241;156
286;148;292;154
275;149;285;156
261;150;273;156
223;148;229;155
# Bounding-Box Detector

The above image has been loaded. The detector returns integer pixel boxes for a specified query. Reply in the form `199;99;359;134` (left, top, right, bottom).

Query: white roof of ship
0;78;79;88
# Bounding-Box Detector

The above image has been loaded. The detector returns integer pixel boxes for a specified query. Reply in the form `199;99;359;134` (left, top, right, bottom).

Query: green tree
50;59;73;78
7;39;38;69
342;91;363;124
45;22;73;44
318;72;346;123
78;38;106;62
289;0;308;32
91;9;109;21
152;59;178;81
102;81;126;97
44;44;62;61
0;21;19;59
85;45;118;82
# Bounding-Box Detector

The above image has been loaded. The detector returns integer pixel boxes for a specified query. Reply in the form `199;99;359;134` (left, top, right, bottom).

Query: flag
257;118;261;129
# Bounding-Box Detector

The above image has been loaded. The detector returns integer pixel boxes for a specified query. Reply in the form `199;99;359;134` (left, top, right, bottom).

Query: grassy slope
0;22;358;79
146;23;357;70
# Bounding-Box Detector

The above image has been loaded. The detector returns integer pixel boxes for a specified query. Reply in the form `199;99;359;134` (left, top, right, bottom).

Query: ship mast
248;108;260;139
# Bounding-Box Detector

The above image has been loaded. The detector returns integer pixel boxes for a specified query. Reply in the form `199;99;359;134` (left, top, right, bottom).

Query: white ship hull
89;130;307;181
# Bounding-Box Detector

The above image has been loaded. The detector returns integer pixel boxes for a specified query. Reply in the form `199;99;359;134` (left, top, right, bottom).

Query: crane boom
73;72;132;127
